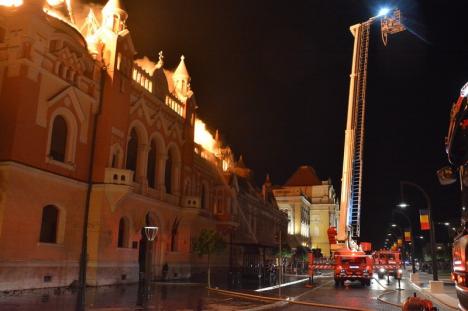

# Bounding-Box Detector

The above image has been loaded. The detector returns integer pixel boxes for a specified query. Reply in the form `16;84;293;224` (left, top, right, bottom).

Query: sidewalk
408;271;459;310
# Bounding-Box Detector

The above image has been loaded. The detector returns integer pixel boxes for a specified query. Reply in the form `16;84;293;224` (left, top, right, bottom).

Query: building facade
272;166;339;256
228;159;288;276
0;0;286;291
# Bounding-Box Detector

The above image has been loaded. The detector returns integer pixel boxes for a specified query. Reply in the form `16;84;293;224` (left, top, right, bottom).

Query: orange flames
194;119;215;154
0;0;23;7
47;0;64;5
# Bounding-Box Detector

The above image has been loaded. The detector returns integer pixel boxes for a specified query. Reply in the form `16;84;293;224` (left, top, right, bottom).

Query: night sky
113;0;468;248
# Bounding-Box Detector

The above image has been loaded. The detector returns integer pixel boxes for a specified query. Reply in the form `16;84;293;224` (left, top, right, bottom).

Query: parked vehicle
333;249;373;287
373;250;402;279
442;82;468;311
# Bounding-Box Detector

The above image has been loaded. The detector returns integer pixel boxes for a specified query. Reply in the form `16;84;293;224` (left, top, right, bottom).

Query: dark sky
117;0;468;248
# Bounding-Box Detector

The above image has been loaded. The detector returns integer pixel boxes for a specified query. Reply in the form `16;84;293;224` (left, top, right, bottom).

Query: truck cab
453;235;468;310
373;250;402;279
334;250;373;286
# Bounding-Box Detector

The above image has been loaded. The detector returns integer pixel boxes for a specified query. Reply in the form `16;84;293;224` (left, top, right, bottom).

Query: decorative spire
215;129;220;142
80;9;100;39
173;54;190;79
102;0;128;32
265;173;271;183
155;50;164;69
237;155;246;168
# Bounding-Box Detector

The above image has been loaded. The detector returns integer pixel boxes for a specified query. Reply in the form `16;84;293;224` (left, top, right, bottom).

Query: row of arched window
123;128;178;193
47;114;180;194
39;205;142;249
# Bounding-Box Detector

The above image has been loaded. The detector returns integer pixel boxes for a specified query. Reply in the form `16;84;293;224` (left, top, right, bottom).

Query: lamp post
393;209;416;273
389;224;405;262
138;226;158;308
399;181;438;281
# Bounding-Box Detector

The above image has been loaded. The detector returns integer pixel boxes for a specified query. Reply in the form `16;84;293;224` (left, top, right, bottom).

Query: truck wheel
360;280;366;286
340;280;345;287
334;279;340;287
366;279;371;286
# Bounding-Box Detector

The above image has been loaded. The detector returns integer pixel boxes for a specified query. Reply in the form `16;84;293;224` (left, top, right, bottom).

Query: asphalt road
257;273;451;311
0;273;454;310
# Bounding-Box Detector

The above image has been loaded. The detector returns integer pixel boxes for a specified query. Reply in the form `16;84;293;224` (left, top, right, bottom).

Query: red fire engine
373;250;402;279
308;9;405;288
444;82;468;310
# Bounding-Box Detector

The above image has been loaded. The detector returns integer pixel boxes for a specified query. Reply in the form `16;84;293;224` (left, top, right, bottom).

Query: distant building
272;166;339;255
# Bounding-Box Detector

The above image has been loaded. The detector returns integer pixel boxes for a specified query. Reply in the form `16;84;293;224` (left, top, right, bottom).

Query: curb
408;278;458;310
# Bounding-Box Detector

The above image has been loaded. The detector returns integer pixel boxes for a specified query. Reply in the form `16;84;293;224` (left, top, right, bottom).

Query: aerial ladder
308;9;405;286
334;9;405;250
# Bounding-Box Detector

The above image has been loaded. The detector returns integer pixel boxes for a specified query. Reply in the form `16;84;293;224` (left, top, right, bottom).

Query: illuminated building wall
272;166;339;255
0;0;250;290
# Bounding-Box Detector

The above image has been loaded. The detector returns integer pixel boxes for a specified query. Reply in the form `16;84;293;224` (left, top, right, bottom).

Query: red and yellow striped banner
404;230;411;241
419;209;430;231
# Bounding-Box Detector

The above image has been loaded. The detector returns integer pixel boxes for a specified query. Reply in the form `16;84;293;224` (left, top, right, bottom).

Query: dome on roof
284;165;321;186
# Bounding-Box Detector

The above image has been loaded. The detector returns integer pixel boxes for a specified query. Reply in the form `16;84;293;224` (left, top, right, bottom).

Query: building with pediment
0;0;287;290
272;166;339;256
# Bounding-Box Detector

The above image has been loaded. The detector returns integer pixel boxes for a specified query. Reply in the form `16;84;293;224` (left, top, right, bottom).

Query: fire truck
373;250;402;279
307;10;405;287
443;82;468;310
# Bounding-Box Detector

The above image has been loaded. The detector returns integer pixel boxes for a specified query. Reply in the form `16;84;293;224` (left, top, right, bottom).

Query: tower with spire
102;0;128;34
172;55;192;102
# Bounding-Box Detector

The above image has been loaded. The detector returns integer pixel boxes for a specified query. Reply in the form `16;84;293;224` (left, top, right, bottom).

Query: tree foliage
192;229;226;257
192;229;226;288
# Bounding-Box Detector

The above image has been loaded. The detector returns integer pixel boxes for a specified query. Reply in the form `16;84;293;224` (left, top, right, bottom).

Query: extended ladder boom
337;21;370;243
336;10;405;246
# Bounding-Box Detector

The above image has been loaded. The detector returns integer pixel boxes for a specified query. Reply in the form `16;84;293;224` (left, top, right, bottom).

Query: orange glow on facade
0;0;22;7
194;119;215;154
47;0;64;6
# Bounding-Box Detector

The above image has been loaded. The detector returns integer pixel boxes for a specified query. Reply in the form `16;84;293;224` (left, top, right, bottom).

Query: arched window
39;205;58;243
147;140;157;188
201;184;208;209
117;217;129;248
50;116;67;162
165;149;173;194
111;151;119;168
184;179;191;196
126;129;138;180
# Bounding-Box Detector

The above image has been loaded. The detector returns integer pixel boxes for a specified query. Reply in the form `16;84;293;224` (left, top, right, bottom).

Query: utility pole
278;230;282;297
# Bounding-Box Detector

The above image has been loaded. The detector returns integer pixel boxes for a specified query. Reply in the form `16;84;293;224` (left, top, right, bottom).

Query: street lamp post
389;224;405;263
393;209;416;274
138;226;158;308
399;181;438;281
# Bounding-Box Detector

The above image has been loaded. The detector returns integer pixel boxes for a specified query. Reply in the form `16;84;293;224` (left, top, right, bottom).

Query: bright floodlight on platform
378;8;391;16
444;222;450;226
391;224;397;227
398;202;409;208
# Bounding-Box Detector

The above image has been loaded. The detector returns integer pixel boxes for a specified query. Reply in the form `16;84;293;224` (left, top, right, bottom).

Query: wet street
0;273;454;310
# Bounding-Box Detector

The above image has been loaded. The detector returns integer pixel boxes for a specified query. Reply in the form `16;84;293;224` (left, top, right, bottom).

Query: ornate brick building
0;0;287;290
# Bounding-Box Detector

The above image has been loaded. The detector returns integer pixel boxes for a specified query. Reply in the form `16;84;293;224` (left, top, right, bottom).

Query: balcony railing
104;168;134;186
165;95;185;118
